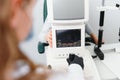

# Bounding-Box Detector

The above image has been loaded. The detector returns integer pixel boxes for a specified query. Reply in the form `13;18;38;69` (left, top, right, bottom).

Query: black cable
98;29;103;48
119;28;120;42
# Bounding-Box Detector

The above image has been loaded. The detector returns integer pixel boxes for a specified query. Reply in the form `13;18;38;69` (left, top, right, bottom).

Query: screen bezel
47;0;89;24
52;24;85;49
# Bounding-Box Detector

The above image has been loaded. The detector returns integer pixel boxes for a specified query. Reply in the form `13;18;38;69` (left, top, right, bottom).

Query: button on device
59;54;61;56
66;54;68;56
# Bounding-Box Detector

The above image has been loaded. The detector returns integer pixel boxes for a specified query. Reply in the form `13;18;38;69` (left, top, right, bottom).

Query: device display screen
53;0;84;20
56;29;81;48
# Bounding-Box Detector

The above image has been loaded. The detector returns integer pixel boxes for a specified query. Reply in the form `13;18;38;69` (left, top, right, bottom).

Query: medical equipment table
87;43;120;80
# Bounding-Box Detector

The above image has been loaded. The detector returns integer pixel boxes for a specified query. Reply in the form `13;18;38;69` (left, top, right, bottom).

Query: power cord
119;28;120;41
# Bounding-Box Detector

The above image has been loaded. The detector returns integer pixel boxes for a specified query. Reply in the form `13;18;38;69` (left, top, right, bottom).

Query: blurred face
10;0;36;42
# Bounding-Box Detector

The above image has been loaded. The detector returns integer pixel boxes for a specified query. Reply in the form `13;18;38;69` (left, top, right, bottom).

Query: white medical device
46;1;101;79
47;0;89;57
47;0;89;58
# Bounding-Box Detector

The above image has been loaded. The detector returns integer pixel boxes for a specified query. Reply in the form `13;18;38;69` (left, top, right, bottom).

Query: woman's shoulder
12;60;31;79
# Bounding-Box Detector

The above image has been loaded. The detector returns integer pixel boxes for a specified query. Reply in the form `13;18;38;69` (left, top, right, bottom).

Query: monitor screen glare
53;0;84;20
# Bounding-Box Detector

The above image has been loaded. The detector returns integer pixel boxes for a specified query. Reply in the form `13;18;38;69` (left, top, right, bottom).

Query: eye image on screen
56;29;81;48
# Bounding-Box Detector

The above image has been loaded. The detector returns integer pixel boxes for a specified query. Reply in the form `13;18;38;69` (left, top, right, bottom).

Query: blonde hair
0;0;49;80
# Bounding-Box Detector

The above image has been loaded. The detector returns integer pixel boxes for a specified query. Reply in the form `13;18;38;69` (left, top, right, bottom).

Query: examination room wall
89;0;120;44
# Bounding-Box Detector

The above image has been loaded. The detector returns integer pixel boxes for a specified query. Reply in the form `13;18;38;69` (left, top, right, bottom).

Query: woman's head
0;0;37;79
0;0;36;59
11;0;36;41
0;0;36;41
